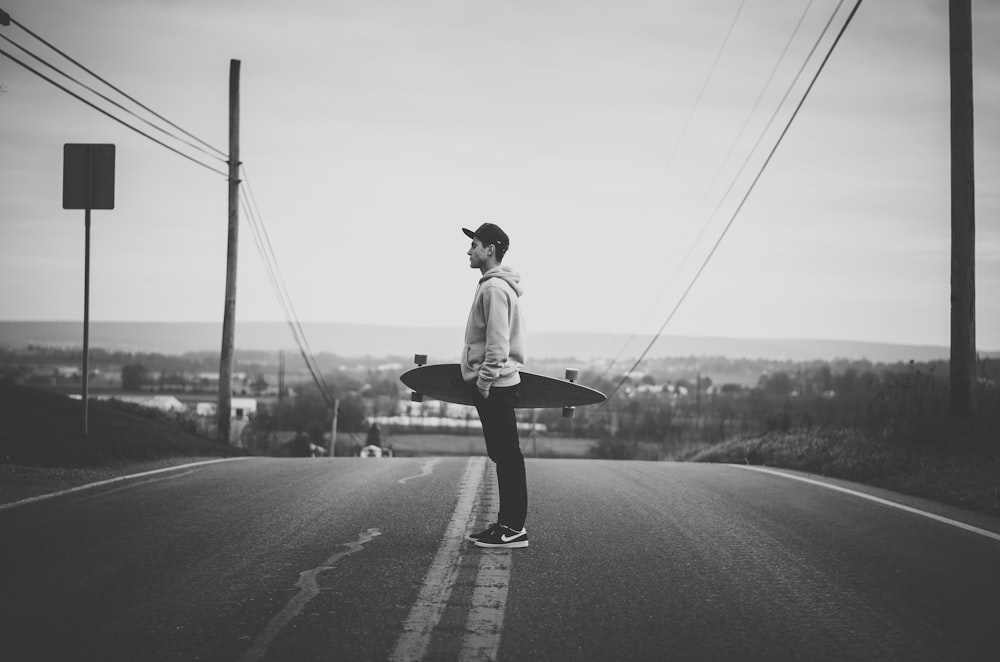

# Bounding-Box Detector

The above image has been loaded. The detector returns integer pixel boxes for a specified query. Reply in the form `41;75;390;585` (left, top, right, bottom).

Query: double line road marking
391;456;513;661
458;463;510;662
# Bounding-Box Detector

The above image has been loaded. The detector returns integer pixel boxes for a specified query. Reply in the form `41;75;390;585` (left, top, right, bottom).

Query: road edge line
731;464;1000;543
0;457;252;511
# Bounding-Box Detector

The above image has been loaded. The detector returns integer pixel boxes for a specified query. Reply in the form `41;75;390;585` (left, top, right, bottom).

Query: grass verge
1;383;243;504
684;429;1000;517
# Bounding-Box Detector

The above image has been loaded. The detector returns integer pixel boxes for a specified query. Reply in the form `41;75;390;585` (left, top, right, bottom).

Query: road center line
460;463;511;662
460;550;512;661
733;464;1000;543
390;455;487;662
238;527;383;662
398;458;444;484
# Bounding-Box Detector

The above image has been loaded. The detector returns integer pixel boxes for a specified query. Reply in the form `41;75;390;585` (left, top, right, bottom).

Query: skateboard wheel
411;391;424;402
565;368;579;382
562;406;576;418
414;353;428;366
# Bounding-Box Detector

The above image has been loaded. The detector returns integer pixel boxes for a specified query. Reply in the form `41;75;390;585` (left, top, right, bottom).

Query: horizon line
0;319;980;352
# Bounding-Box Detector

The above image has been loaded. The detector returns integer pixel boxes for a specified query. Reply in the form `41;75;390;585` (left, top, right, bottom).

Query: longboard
400;354;607;417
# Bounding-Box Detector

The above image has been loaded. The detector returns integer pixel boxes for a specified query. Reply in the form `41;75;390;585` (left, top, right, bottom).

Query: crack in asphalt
238;527;383;662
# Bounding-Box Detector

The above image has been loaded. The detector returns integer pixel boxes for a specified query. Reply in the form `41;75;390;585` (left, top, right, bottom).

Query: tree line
554;357;999;458
4;347;996;456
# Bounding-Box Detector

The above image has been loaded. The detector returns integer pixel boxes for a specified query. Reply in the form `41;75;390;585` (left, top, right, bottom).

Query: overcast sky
1;0;998;351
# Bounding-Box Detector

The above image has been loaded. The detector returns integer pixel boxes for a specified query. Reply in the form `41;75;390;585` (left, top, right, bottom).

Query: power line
697;0;848;236
239;188;332;406
599;0;828;383
241;197;332;408
0;33;227;165
2;11;336;408
648;0;748;196
0;44;229;178
596;0;751;380
4;12;226;159
239;188;333;407
595;0;865;411
240;166;337;408
644;0;848;337
695;0;820;211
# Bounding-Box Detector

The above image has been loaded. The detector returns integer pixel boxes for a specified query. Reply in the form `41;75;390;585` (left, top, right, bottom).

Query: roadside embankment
686;429;1000;518
1;383;243;504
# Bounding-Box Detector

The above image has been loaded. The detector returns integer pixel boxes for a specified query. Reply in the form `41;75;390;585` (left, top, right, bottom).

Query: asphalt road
2;457;998;661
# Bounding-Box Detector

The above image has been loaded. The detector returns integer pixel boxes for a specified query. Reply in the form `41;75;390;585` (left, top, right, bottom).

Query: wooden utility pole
328;398;339;456
949;0;975;425
218;59;241;443
278;349;286;402
695;371;701;426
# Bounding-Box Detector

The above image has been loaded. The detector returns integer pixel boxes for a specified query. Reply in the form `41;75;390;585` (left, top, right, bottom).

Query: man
460;223;529;549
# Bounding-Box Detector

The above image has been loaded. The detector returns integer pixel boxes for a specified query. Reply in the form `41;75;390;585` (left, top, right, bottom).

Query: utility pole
695;370;701;428
949;0;976;426
329;398;339;456
278;349;286;402
218;59;241;443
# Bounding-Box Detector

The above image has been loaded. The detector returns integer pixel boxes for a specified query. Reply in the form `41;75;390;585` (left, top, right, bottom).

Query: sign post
63;143;115;437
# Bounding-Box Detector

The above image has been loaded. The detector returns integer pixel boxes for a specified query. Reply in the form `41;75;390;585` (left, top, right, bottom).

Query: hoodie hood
479;265;524;297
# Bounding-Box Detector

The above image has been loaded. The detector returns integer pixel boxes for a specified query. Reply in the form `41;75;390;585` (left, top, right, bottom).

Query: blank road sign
63;143;116;210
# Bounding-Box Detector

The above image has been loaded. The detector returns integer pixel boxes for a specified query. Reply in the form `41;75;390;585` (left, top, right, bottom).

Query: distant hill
2;321;990;363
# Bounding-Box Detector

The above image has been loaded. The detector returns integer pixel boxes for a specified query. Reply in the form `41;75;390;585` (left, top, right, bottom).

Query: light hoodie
462;265;526;392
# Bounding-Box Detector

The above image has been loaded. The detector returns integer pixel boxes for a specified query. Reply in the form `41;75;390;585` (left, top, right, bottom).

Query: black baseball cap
462;223;510;254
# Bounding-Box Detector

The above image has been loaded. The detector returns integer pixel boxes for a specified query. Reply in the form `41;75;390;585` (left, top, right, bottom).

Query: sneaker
474;524;528;549
465;522;501;543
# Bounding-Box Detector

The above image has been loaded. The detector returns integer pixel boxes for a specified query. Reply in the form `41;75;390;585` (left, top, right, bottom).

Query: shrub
863;362;950;444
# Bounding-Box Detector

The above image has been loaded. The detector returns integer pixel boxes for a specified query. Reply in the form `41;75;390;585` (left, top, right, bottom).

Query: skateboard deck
400;355;606;416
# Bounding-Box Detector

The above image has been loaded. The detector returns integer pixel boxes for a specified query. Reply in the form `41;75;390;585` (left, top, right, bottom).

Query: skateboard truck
562;368;579;417
410;353;428;402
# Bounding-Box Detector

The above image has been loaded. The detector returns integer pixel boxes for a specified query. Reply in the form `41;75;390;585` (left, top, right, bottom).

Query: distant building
366;414;545;434
76;394;187;412
195;397;258;419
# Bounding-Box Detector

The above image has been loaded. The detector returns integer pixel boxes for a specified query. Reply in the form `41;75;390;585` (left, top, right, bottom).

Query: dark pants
474;385;527;531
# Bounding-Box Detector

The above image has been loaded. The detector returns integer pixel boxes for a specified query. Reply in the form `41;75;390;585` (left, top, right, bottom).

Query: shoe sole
474;539;529;549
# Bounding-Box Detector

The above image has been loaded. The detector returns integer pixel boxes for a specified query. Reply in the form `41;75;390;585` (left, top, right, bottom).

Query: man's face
467;237;490;269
